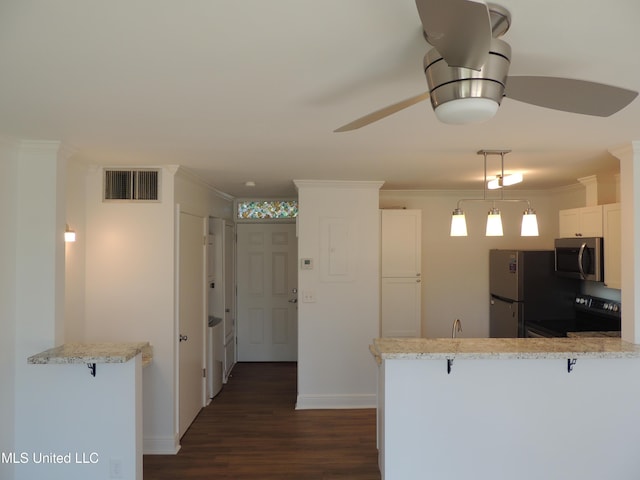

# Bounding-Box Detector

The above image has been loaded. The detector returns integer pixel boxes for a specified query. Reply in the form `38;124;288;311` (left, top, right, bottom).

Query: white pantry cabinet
381;277;422;337
603;203;621;289
558;205;603;238
380;209;422;337
381;209;422;277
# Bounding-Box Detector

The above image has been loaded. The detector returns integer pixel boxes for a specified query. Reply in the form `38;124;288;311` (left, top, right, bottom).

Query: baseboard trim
143;435;181;455
295;393;376;410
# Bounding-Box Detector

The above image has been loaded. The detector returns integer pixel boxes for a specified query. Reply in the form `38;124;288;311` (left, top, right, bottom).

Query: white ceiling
1;0;638;197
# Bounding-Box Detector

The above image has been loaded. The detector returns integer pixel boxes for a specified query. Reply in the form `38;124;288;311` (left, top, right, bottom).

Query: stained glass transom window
237;200;298;219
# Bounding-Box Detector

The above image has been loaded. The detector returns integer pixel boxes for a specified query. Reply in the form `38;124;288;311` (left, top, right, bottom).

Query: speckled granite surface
28;342;152;367
372;337;640;360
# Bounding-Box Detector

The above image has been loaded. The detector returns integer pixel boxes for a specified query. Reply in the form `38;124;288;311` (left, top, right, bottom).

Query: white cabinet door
579;206;604;237
603;203;621;289
381;277;421;337
558;209;581;238
381;209;422;277
558;206;603;238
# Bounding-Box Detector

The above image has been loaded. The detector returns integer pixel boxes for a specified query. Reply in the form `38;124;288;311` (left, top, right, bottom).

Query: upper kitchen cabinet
558;205;603;238
603;203;621;289
381;209;422;277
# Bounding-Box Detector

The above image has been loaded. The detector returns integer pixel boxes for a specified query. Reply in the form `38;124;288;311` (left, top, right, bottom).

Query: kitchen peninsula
23;342;151;480
371;337;640;480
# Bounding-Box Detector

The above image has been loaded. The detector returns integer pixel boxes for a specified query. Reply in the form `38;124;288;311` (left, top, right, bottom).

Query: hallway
143;362;381;479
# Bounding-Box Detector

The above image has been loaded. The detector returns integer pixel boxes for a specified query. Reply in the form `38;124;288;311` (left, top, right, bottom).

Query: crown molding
293;180;385;191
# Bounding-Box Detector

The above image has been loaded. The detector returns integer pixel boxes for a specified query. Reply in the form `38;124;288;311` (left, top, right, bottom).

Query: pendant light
449;150;539;237
521;207;539;236
486;207;503;236
450;207;468;236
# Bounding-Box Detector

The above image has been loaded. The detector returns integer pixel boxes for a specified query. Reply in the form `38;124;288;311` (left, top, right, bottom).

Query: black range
524;295;621;338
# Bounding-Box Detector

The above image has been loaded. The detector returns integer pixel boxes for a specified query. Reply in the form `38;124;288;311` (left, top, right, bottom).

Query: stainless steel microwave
554;237;603;282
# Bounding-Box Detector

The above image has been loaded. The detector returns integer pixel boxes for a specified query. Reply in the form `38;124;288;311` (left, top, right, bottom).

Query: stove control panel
575;295;621;317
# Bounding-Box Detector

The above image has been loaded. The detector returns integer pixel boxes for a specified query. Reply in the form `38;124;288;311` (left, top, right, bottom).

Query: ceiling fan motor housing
424;39;511;123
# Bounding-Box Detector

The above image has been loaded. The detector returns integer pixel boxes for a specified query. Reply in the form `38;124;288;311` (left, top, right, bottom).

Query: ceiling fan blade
415;0;492;70
334;92;430;132
505;76;638;117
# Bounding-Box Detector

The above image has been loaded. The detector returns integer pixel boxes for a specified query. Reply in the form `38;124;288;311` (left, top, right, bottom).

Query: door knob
179;334;188;342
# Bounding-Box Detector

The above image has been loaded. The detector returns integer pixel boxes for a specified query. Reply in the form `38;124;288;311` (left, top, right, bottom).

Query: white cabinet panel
381;278;422;337
603;203;621;289
380;209;422;338
381;210;422;277
559;206;603;238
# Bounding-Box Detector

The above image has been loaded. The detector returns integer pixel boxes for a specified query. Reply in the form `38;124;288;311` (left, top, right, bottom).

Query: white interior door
237;223;298;361
178;211;205;438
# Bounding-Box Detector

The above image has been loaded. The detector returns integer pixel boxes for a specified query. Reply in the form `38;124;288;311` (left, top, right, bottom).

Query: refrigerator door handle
491;294;515;304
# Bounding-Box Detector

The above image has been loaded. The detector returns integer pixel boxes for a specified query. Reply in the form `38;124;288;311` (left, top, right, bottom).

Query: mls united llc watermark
1;451;99;464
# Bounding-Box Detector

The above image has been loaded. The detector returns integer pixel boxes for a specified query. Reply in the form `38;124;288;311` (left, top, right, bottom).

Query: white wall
380;187;585;338
295;180;383;409
13;141;67;480
0;137;19;480
76;165;233;454
174;168;233;220
82;166;178;453
64;158;87;341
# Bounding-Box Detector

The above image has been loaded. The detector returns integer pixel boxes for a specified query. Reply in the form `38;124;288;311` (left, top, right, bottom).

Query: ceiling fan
334;0;638;131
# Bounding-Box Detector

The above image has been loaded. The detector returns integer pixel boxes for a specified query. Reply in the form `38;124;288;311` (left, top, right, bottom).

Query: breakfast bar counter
28;341;153;367
371;336;640;361
371;337;640;480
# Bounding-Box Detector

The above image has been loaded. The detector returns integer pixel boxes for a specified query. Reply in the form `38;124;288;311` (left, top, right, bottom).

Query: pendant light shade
521;208;539;236
450;208;468;236
486;208;503;236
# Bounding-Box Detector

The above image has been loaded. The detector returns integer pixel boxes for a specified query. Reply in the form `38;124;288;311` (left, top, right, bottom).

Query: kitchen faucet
452;319;462;338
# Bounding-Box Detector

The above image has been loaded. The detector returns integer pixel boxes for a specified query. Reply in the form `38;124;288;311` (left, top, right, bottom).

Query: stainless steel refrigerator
489;250;578;338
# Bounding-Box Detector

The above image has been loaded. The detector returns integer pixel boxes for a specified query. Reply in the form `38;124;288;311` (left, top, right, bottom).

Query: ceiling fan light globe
434;98;499;124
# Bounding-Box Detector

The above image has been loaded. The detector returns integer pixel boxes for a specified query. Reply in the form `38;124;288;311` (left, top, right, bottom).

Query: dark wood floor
144;362;381;480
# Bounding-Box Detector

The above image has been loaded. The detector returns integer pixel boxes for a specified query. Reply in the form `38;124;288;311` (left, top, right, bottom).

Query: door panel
381;277;421;337
178;211;205;438
489;295;519;338
237;223;298;361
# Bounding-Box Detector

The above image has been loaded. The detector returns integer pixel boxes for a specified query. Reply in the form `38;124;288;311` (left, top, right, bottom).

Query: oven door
524;323;564;338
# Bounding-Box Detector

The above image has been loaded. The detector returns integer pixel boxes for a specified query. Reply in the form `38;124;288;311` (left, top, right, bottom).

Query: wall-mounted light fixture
64;224;76;243
450;150;539;237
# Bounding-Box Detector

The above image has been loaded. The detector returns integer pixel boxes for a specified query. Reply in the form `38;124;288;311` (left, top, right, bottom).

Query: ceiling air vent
103;169;160;201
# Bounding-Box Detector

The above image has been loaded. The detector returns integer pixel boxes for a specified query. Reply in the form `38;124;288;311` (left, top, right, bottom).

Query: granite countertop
567;331;621;338
371;337;640;361
28;342;153;367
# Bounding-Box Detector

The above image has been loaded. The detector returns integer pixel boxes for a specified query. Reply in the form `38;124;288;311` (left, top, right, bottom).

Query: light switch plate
301;291;316;303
